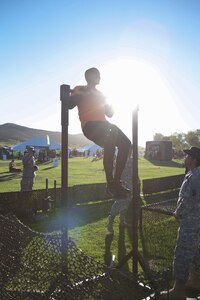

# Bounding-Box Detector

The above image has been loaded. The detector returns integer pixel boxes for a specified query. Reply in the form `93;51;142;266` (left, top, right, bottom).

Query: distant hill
0;123;91;148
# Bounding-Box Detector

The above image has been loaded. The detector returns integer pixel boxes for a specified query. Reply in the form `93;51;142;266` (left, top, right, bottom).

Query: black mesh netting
141;199;177;216
139;200;178;289
0;214;155;300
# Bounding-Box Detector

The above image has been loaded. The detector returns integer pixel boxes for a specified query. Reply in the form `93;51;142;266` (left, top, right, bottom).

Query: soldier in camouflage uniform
20;146;37;191
160;146;200;300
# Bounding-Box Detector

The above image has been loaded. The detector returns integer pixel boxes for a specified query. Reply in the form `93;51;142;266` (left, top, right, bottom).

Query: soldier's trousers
21;177;34;191
173;222;200;283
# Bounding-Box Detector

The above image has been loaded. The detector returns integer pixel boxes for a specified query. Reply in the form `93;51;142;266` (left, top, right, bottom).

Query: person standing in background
21;146;37;191
160;146;200;300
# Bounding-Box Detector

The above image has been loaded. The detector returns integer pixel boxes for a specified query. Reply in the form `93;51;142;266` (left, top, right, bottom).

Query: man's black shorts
82;121;116;147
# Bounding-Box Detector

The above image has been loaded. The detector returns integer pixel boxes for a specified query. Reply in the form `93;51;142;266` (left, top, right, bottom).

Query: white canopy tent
78;143;103;157
12;136;61;152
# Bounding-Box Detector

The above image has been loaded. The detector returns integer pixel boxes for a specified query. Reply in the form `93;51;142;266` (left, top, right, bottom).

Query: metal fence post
60;84;70;237
132;106;140;275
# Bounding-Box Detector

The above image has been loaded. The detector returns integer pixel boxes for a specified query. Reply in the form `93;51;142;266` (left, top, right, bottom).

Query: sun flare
100;58;165;109
99;58;184;145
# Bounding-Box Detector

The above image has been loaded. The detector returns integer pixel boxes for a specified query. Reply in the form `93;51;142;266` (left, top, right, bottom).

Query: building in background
145;141;172;161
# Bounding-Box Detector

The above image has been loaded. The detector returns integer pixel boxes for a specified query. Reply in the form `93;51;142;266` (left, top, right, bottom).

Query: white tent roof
49;140;61;150
78;143;103;154
12;136;61;151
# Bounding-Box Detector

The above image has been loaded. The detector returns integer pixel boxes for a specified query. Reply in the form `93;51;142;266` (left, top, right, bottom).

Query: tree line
153;130;200;151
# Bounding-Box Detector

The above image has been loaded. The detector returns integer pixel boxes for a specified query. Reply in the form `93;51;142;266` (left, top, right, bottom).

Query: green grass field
0;156;184;192
0;156;184;275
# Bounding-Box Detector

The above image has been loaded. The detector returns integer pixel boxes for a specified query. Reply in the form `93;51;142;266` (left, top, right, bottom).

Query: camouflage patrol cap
27;146;35;153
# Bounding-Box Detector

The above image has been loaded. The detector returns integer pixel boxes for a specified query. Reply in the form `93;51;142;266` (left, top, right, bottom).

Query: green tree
152;130;200;152
153;133;164;141
185;130;200;148
169;132;187;151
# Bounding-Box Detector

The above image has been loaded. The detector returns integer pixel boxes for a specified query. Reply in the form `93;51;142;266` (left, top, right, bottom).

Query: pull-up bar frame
60;84;157;291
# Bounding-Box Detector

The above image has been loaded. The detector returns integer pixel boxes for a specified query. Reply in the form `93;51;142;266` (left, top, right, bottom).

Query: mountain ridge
0;123;91;148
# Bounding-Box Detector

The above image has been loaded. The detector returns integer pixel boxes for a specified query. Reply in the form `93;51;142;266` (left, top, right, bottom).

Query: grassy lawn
30;206;178;275
0;156;184;275
0;157;106;192
0;156;184;192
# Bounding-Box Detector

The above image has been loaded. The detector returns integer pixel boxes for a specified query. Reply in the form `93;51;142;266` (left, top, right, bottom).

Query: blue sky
1;0;200;146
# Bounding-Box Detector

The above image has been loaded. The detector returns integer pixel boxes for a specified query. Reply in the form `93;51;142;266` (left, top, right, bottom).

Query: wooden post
45;178;48;197
132;106;140;275
54;179;57;207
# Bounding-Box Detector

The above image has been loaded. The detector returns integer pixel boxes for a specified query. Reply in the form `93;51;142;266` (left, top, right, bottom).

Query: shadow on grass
68;200;114;227
104;233;114;266
118;225;130;272
42;166;55;170
103;226;130;271
148;159;184;168
0;173;20;182
37;160;53;166
30;200;114;232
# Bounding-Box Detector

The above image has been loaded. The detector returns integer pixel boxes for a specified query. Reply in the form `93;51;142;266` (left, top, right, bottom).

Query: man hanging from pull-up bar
68;67;131;197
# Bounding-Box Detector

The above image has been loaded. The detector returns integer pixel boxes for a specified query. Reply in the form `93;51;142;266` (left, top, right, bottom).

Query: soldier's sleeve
174;174;199;219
